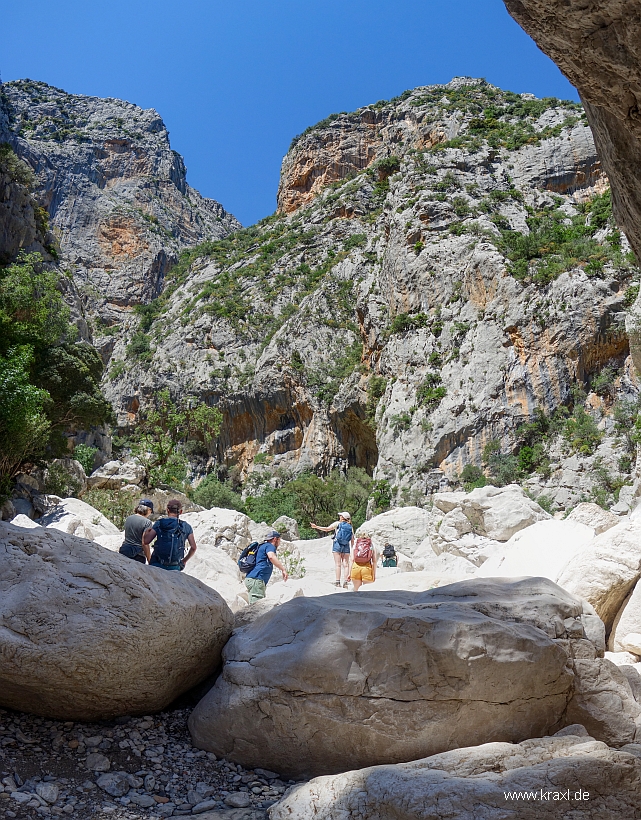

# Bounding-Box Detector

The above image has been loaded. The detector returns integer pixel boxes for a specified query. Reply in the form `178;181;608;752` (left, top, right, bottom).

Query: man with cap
119;499;154;564
244;530;288;604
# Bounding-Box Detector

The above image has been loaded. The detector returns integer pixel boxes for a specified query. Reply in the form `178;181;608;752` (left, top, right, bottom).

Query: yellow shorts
351;562;374;582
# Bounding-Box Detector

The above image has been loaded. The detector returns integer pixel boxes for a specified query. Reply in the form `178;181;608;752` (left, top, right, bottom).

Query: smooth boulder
556;518;641;631
478;519;595;581
433;484;551;541
611;581;641;654
0;520;233;720
355;506;436;557
269;734;641;820
189;578;598;778
39;497;121;548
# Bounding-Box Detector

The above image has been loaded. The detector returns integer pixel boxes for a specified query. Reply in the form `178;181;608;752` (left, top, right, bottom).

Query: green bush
417;373;446;410
366;375;387;427
389;312;430;334
73;444;98;475
244;468;372;538
460;464;487;491
591;365;617;397
483;440;520;487
0;142;35;188
370;478;393;515
563;406;602;455
126;331;153;361
191;474;245;512
44;461;81;498
343;233;367;251
83;488;136;529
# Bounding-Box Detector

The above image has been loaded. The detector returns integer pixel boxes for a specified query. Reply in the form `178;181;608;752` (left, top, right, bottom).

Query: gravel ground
0;707;295;820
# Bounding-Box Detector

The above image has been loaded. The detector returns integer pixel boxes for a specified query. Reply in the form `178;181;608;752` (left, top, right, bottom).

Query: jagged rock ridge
0;79;240;339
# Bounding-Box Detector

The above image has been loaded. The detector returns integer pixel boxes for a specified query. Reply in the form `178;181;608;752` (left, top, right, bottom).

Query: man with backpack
381;543;398;568
242;530;288;604
142;499;196;571
310;512;354;588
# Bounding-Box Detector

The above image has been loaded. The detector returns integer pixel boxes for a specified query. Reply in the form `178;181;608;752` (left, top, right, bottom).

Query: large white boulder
181;506;253;562
433;484;551;541
38;497;121;548
188;578;619;778
556;518;641;631
356;506;436;557
478;519;595;581
566;502;620;535
270;734;641;820
87;459;145;490
0;520;233;720
611;581;641;653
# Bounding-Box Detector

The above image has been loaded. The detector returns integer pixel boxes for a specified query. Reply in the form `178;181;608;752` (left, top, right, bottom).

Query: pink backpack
353;536;373;564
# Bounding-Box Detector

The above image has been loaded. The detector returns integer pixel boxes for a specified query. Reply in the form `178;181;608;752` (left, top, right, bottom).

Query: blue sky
3;0;578;226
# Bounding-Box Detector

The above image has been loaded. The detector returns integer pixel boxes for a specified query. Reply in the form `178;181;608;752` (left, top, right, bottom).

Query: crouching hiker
241;530;288;604
119;499;154;564
143;499;196;571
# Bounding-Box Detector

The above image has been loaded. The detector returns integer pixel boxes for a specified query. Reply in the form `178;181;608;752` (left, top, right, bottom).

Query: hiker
142;499;196;571
119;500;154;564
350;533;376;591
381;542;398;568
310;512;354;588
244;530;288;604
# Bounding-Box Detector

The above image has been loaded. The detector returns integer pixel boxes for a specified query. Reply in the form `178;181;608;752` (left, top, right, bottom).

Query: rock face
270;734;641;820
188;577;617;778
0;520;233;720
501;1;641;376
0;79;239;327
93;78;638;504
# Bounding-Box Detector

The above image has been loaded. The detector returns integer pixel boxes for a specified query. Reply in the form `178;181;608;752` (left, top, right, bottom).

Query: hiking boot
342;581;350;588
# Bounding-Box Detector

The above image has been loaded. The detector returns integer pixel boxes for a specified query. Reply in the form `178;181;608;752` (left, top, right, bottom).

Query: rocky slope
0;79;239;339
99;78;639;509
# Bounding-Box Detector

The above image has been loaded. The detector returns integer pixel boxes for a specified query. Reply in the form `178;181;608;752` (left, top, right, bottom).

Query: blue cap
140;499;154;512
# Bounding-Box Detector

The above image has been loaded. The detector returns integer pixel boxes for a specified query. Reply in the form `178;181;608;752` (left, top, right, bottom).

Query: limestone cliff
101;78;639;509
0;80;239;334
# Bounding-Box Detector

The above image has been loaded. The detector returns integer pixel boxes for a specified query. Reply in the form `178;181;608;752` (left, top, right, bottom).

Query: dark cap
140;499;154;513
267;530;281;540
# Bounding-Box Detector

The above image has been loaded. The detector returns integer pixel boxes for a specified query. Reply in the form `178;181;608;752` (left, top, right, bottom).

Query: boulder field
188;577;640;778
0;520;233;720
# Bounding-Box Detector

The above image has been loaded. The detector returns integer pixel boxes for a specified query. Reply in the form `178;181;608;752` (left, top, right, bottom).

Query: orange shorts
351;562;374;582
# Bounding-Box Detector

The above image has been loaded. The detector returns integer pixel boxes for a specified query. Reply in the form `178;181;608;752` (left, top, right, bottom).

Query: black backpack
153;518;188;567
383;544;396;558
238;541;260;574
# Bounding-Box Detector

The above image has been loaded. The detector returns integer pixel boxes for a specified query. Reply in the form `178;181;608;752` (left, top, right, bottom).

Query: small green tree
192;474;244;511
130;389;223;487
563;406;602;455
73;444;98;475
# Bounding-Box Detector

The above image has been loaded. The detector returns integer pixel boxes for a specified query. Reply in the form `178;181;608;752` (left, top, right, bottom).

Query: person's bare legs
341;553;350;585
333;552;342;583
352;578;362;591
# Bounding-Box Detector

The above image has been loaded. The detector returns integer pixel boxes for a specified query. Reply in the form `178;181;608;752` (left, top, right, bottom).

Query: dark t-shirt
246;541;276;584
123;514;153;555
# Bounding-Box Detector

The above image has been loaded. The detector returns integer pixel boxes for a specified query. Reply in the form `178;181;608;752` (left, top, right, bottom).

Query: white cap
339;512;351;520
